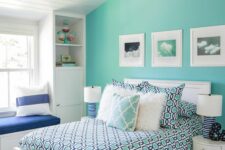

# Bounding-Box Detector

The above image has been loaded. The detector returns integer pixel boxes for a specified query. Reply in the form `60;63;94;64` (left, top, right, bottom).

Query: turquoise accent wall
86;0;225;126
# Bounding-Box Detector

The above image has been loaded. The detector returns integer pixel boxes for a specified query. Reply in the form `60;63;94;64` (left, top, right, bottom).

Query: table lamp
197;94;222;139
84;86;101;118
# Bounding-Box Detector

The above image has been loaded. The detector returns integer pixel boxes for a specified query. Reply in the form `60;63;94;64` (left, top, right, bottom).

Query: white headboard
124;78;211;104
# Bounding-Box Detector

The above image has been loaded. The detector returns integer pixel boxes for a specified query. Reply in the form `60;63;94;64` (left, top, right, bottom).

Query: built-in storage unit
55;67;84;123
39;12;85;123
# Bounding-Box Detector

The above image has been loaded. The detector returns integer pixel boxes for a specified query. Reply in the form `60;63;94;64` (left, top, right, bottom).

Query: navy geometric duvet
19;115;202;150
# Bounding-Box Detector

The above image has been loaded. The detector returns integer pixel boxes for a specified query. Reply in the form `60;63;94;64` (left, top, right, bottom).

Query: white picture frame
151;30;182;67
190;25;225;67
119;33;145;67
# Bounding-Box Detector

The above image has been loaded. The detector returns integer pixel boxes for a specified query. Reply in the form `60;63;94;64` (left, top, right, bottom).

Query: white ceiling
0;0;105;21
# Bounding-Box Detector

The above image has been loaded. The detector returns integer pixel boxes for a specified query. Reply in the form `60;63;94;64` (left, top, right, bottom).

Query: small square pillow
112;79;138;91
139;81;185;129
107;94;140;131
178;101;196;118
136;93;166;131
16;84;51;116
97;85;136;122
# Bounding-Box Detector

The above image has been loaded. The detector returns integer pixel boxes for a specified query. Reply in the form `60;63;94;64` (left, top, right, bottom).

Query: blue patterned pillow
139;81;185;129
179;101;196;118
107;94;140;131
112;79;137;91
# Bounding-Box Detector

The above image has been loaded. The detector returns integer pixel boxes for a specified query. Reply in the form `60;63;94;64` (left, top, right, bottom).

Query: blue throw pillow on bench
16;84;51;116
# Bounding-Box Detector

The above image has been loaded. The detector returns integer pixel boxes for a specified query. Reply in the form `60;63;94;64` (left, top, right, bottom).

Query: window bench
0;115;60;150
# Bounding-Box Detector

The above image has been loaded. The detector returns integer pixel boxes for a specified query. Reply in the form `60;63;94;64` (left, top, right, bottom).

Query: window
0;33;36;108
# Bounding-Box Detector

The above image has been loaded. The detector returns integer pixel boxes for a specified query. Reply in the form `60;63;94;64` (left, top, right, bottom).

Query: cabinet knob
56;104;60;107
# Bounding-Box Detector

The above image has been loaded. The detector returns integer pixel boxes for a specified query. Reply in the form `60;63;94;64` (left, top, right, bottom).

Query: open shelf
56;43;83;47
55;15;82;27
55;66;83;70
55;14;84;68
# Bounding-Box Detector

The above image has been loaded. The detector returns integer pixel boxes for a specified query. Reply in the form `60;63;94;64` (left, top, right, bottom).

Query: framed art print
190;25;225;66
119;33;145;67
151;30;182;67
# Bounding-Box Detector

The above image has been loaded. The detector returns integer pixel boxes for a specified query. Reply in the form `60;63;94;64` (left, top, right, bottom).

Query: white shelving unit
39;11;85;123
54;13;85;123
55;43;83;47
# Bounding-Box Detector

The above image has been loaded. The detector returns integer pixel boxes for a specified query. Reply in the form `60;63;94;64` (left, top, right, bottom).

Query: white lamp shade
84;86;101;103
197;94;222;117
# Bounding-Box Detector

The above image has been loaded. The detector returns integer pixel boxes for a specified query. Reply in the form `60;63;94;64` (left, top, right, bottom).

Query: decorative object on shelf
84;86;101;118
209;122;222;141
62;24;70;44
190;25;225;66
61;55;76;67
211;122;222;131
57;21;76;44
119;33;145;67
61;55;72;63
67;31;76;42
56;55;76;67
197;94;222;139
209;131;221;141
151;30;182;67
220;130;225;141
57;31;65;41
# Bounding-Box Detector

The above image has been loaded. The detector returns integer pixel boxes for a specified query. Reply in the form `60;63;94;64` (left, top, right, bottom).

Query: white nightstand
193;136;225;150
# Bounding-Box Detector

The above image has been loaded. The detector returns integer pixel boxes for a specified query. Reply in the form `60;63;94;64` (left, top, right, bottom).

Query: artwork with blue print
119;34;144;67
197;36;220;55
157;40;176;57
124;42;140;58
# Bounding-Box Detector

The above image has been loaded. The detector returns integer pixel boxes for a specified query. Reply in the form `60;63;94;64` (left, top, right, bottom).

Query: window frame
0;20;39;110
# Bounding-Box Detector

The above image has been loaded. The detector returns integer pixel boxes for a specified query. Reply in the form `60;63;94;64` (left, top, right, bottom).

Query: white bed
124;78;211;104
18;79;211;150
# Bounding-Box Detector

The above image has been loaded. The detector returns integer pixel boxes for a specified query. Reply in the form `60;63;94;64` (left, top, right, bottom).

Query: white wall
38;12;55;113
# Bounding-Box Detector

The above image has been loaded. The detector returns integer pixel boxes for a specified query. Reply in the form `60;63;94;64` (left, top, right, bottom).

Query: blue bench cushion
0;115;60;135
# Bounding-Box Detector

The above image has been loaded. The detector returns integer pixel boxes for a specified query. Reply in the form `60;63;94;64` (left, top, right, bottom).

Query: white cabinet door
56;104;82;123
55;68;84;123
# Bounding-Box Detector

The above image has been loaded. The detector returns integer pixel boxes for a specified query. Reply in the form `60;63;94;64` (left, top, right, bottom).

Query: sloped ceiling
0;0;105;20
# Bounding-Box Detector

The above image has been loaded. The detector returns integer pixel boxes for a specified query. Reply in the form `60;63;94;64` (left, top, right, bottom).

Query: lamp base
87;103;97;118
203;116;216;139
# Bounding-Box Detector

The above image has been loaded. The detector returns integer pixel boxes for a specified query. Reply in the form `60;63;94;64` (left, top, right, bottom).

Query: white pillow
135;93;166;131
16;84;51;116
97;84;136;122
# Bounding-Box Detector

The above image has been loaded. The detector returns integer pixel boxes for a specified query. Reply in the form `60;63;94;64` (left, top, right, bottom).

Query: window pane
9;71;30;106
0;72;8;108
0;34;32;69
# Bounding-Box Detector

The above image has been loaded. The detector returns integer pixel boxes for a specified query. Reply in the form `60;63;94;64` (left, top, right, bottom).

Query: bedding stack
97;79;197;132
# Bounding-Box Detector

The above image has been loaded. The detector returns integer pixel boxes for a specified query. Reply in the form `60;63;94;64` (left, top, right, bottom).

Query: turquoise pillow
179;101;196;118
139;82;185;129
107;94;140;131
